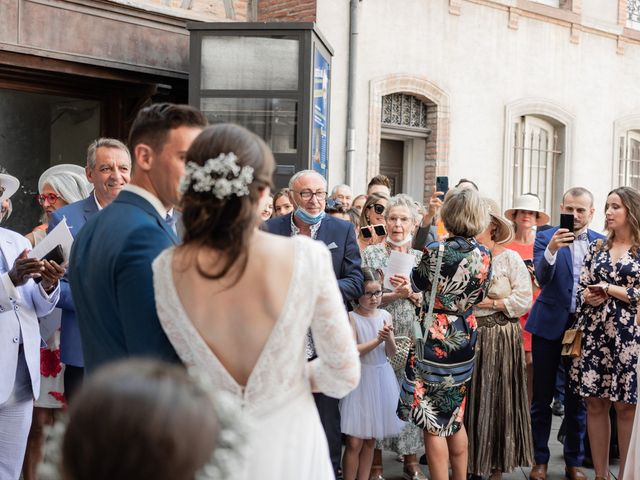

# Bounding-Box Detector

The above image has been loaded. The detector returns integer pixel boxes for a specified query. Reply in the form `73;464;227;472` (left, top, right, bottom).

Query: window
617;130;640;189
512;115;561;213
530;0;560;7
628;0;640;30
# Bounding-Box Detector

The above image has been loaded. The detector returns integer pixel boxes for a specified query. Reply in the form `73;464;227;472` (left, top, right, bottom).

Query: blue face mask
294;207;325;225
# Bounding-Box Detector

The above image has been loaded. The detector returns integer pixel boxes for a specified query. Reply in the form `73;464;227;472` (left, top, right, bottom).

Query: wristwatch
492;299;497;309
604;283;610;295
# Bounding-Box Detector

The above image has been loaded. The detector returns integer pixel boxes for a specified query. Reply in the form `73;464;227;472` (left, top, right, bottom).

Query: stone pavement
380;415;619;480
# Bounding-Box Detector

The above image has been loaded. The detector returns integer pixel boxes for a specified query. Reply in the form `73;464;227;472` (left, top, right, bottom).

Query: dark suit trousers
314;392;340;479
531;334;586;467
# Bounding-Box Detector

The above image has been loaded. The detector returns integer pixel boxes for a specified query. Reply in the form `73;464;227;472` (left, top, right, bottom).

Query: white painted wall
316;0;640;229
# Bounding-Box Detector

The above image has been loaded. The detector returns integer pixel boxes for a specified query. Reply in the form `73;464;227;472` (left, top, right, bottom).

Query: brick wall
257;0;317;21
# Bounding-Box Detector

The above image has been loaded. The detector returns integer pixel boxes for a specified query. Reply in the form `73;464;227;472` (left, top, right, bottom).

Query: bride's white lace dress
152;236;361;480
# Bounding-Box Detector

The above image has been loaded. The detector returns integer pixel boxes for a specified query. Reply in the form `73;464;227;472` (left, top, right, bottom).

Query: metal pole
345;0;360;185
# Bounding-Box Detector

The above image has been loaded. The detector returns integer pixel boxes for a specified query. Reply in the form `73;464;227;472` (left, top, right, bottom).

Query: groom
69;103;206;372
266;169;363;478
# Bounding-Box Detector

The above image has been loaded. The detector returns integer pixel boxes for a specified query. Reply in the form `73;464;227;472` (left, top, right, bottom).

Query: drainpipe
345;0;360;186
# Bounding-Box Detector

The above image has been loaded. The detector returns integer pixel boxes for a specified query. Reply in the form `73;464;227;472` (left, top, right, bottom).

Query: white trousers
0;348;34;480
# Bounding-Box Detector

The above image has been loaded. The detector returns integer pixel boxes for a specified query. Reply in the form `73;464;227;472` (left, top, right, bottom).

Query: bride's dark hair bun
181;123;275;280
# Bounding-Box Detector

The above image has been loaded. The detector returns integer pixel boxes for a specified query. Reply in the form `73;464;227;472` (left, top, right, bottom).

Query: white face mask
386;235;413;247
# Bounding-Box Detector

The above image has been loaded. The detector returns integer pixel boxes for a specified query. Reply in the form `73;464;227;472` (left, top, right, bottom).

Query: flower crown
180;152;254;200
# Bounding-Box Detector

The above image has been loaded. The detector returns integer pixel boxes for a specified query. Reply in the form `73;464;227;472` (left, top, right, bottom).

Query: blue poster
312;48;330;179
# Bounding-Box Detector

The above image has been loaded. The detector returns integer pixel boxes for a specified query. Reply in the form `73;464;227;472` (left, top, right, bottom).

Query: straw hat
38;164;86;194
504;194;550;226
482;198;514;245
0;173;20;203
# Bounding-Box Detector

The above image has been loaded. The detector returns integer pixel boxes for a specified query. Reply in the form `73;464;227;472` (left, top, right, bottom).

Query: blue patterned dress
397;237;492;437
569;241;640;403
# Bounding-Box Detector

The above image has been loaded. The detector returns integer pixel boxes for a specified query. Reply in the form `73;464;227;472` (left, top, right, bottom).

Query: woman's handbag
561;328;582;357
487;275;511;300
389;336;411;371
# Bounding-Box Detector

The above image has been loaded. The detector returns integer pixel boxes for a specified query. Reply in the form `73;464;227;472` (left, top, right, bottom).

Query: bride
152;123;360;479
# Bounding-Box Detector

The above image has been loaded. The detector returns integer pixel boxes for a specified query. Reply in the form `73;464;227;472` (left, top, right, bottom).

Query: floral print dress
361;243;424;455
569;242;640;403
398;237;492;437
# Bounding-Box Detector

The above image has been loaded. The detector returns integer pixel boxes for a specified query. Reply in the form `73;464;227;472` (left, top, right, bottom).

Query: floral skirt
397;312;477;437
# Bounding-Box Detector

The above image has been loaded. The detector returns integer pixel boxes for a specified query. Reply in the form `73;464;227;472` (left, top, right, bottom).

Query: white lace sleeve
307;243;361;399
502;250;533;318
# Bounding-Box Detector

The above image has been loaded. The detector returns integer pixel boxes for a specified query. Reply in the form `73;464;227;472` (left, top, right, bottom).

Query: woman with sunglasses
22;164;91;480
362;194;427;480
358;193;390;251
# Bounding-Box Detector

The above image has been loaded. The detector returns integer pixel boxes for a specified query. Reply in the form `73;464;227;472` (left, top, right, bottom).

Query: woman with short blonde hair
439;187;489;238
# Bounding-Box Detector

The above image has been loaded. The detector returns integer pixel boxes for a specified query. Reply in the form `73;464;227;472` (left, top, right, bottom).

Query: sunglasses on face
36;193;61;206
367;203;385;215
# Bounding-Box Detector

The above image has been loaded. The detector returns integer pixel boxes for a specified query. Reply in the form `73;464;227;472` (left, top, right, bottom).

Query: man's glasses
295;190;327;201
363;290;383;298
367;203;385;215
36;193;61;206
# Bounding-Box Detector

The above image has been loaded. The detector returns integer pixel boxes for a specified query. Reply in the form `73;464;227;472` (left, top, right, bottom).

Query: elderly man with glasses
265;169;363;479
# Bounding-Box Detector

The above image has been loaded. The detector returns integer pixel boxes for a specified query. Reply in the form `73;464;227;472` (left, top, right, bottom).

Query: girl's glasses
36;193;61;206
367;203;385;215
364;290;383;298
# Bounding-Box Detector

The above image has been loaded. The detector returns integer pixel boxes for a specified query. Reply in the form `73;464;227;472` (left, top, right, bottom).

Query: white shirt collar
123;184;168;219
93;192;104;211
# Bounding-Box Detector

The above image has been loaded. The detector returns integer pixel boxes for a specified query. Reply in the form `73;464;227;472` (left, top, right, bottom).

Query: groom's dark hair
128;103;207;155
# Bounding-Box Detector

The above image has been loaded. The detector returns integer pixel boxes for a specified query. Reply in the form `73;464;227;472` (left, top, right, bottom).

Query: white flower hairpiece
180;152;254;200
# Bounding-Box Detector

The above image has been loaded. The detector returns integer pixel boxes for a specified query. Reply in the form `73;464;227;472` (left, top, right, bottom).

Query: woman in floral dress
569;186;640;480
396;187;492;480
362;194;425;480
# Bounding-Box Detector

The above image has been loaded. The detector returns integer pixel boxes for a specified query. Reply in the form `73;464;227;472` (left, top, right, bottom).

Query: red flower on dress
433;346;446;358
40;348;62;378
48;391;66;407
466;314;477;330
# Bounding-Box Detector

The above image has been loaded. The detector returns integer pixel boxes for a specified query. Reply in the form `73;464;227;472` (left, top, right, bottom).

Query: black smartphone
34;244;64;284
560;213;575;244
372;224;387;236
41;244;64;264
436;176;449;201
360;226;373;239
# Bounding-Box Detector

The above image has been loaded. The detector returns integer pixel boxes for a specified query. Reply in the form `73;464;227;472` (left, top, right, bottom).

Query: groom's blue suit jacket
69;191;180;372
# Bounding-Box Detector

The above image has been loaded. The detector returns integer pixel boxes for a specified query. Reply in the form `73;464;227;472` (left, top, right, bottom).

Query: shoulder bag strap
414;243;445;361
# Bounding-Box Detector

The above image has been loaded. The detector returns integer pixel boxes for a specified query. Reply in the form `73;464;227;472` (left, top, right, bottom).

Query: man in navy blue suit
265;170;363;478
526;187;604;480
48;138;131;399
69;104;207;373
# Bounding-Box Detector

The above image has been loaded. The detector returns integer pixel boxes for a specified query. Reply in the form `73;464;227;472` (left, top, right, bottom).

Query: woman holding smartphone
358;193;390;251
362;194;426;480
569;186;640;480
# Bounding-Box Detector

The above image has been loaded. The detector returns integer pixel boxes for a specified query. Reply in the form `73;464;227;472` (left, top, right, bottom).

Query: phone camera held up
436;176;449;202
560;213;575;244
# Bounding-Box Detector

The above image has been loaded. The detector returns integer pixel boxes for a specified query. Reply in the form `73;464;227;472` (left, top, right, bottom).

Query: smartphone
34;244;64;284
360;226;373;239
587;285;606;296
559;213;575;244
436;176;449;201
372;224;387;236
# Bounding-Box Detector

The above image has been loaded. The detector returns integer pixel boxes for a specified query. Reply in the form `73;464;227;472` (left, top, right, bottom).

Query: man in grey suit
0;181;64;479
48;138;131;399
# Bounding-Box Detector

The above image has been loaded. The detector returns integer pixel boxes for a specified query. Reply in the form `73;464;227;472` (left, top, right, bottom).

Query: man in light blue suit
526;187;604;480
48;138;131;399
0;193;64;478
69;103;206;373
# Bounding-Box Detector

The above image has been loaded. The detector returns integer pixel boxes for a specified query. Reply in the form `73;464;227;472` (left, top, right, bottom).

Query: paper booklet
383;250;416;290
28;218;74;266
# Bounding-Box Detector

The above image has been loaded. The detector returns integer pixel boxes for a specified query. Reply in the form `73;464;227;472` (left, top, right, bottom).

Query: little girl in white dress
340;268;405;480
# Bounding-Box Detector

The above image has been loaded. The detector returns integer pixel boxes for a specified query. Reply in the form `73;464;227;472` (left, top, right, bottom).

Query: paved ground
379;415;619;480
